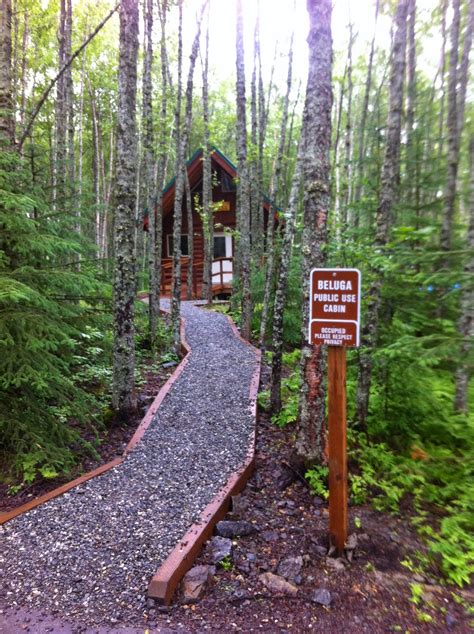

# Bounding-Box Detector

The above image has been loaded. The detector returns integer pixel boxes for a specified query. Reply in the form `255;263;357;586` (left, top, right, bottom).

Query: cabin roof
161;146;276;215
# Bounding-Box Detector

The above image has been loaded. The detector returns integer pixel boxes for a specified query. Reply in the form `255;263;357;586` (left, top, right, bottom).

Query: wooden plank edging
0;304;190;526
147;308;261;604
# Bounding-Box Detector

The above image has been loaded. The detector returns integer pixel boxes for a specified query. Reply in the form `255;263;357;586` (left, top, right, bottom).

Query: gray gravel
0;301;259;628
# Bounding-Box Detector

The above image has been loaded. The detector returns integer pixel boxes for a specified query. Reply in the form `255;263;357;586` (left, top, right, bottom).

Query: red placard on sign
309;268;361;347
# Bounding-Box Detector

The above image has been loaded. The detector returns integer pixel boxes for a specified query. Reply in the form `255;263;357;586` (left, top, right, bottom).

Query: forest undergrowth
257;347;473;588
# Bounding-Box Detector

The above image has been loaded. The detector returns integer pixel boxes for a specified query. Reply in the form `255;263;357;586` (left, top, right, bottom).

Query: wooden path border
1;300;262;610
0;308;190;526
147;312;261;604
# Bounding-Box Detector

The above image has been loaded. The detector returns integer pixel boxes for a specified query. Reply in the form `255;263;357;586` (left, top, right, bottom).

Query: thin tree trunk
201;5;212;304
55;0;67;211
112;0;139;414
437;0;448;162
259;31;294;348
250;11;260;260
440;0;461;254
235;0;252;340
356;0;409;428
270;136;304;413
456;0;473;142
11;0;16;142
342;22;355;224
76;48;85;204
282;80;301;203
170;0;184;352
332;62;347;237
185;167;194;300
154;0;169;310
19;7;28;131
0;0;13;146
294;0;333;470
89;82;102;252
454;136;474;413
65;0;75;216
353;0;379;227
405;0;416;208
171;1;206;352
141;0;159;345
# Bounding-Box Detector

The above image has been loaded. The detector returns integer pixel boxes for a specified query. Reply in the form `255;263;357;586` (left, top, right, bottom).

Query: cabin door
212;233;233;286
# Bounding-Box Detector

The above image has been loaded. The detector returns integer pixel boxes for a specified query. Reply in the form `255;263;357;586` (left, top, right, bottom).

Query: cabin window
213;233;233;259
213;236;226;258
167;234;189;257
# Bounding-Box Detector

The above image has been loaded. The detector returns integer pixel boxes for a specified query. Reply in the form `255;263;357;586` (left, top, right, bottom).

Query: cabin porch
160;256;234;299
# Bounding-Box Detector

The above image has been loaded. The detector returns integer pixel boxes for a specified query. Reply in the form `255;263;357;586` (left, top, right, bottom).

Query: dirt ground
1;364;473;633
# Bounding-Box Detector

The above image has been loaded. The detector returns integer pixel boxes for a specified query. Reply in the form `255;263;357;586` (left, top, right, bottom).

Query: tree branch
19;3;120;151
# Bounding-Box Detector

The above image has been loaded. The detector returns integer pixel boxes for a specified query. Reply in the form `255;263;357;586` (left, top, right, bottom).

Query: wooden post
328;346;348;555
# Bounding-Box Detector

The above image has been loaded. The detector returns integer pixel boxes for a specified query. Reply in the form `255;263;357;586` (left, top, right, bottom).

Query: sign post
309;268;361;555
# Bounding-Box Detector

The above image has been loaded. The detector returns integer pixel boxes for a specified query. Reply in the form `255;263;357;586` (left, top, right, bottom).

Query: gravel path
0;302;259;629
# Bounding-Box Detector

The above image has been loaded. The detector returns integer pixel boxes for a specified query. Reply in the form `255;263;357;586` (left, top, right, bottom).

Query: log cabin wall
160;151;238;297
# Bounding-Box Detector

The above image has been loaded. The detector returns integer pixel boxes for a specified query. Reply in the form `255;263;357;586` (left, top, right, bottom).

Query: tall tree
0;0;13;146
154;0;169;317
141;0;159;345
454;135;474;413
342;21;355;218
294;0;333;470
112;0;139;413
170;1;206;352
201;4;212;304
353;0;379;227
270;132;304;412
185;167;194;300
440;0;473;254
405;0;416;201
356;0;409;427
235;0;252;340
259;30;294;348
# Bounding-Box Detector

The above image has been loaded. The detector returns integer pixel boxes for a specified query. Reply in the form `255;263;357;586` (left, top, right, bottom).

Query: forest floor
1;306;473;634
0;359;175;514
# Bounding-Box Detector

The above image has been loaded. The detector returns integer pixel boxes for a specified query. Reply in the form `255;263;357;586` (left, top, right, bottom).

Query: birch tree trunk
154;0;169;314
235;0;252;341
171;1;206;352
439;0;463;253
141;0;159;345
89;81;103;252
249;13;260;260
201;7;213;304
270;135;304;413
294;0;333;470
353;0;379;227
333;62;347;237
356;0;409;428
454;135;474;413
185;167;194;300
405;0;416;203
55;0;68;210
342;22;354;222
112;0;139;414
0;0;13;147
65;0;74;215
259;31;294;348
437;0;448;163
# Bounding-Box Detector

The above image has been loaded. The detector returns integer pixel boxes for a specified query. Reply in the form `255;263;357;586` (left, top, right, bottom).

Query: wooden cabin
155;147;271;299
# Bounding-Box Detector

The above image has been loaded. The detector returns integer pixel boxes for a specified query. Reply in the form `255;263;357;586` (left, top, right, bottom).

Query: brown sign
309;268;361;347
